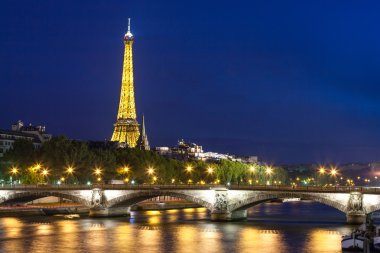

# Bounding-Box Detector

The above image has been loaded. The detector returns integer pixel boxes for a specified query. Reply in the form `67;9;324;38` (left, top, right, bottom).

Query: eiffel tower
111;18;140;147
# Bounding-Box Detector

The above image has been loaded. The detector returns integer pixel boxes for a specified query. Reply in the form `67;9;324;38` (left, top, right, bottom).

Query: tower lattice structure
111;18;140;147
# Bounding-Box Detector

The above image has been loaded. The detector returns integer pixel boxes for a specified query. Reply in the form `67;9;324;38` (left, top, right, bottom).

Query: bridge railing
0;184;379;193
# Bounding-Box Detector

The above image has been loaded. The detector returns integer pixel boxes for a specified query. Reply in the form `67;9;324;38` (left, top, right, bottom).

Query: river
0;201;355;253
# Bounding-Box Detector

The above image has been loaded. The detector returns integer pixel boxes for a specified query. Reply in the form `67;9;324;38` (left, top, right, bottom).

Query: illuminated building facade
0;120;52;157
111;18;140;147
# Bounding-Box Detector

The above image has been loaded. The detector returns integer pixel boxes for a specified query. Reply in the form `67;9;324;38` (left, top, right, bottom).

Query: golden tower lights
111;18;140;147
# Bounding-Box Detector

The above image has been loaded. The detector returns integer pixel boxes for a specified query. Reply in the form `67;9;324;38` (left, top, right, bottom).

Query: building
0;120;52;157
154;139;258;163
154;139;202;160
138;115;150;151
111;18;140;148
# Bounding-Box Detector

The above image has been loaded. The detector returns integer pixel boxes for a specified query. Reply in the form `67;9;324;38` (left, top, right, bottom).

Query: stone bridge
1;185;380;224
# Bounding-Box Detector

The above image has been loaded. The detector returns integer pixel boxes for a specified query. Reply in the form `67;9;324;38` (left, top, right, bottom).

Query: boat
341;232;366;251
373;225;380;252
373;236;380;251
282;198;300;203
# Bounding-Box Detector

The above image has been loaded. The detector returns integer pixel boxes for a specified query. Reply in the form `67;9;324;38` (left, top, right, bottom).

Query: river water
0;201;355;253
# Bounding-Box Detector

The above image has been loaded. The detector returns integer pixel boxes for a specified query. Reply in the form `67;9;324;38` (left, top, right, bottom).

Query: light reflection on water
0;202;354;253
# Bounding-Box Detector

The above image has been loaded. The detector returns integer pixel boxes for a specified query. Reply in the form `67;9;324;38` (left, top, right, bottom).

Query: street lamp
94;168;102;176
66;166;74;175
147;167;154;175
93;168;102;182
41;169;49;176
123;167;130;173
207;167;214;174
330;168;338;176
317;167;326;186
249;166;255;173
186;166;192;173
41;169;49;183
146;167;155;184
10;167;18;175
265;166;273;185
9;166;18;185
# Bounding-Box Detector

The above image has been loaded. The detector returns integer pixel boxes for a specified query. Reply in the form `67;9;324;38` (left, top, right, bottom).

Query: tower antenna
128;18;131;32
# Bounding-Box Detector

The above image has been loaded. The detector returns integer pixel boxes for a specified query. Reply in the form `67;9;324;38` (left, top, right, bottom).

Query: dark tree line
0;136;289;185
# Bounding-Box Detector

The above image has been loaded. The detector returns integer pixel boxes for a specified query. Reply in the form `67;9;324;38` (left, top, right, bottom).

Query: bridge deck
0;185;379;194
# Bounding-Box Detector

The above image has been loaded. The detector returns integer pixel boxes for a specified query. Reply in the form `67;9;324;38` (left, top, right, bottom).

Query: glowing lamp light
123;167;130;173
10;167;18;175
319;167;325;174
147;167;154;175
207;167;214;174
249;166;255;172
41;169;49;176
94;168;102;175
66;166;74;174
186;166;192;172
265;167;273;175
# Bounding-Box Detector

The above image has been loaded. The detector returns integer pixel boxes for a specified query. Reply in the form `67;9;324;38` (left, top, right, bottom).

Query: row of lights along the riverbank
7;163;278;185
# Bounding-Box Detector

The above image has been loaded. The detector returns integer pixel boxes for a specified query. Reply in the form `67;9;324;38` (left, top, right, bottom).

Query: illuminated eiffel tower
111;18;140;147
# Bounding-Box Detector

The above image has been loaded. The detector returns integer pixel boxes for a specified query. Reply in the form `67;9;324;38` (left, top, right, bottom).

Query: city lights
330;168;338;176
147;167;155;175
265;166;273;175
41;169;49;176
10;167;18;175
94;168;102;176
66;166;74;174
186;166;192;173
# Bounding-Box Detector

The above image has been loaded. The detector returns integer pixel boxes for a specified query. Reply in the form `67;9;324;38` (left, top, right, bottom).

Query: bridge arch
229;192;347;213
106;190;214;210
365;204;380;214
0;191;90;207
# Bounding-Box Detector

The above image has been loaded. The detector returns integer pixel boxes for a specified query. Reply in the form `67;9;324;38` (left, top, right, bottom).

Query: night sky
1;1;380;164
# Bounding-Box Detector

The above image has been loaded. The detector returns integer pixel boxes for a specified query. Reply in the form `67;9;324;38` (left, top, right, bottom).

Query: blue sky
1;0;380;164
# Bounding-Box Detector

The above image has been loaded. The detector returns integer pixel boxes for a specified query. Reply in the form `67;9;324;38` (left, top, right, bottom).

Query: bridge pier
210;188;247;221
211;210;247;221
345;192;366;224
89;207;130;217
88;188;130;217
346;212;366;224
